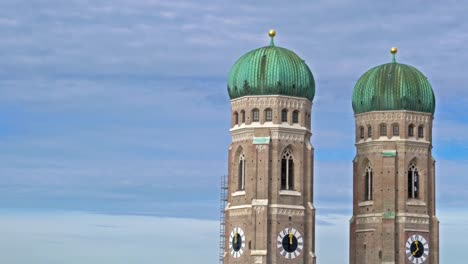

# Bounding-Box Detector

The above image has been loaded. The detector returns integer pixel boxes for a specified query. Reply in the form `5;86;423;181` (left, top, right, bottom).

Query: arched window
367;126;372;138
281;109;288;122
233;112;238;125
408;163;419;199
365;164;373;201
380;124;387;137
265;108;273;122
240;110;245;123
359;126;365;139
408;124;414;137
252;109;259;122
418;126;424;138
392;124;400;136
292;111;299;124
281;149;294;190
238;153;246;191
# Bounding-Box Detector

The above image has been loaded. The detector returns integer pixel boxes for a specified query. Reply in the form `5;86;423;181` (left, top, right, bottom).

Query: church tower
349;48;439;264
223;30;317;264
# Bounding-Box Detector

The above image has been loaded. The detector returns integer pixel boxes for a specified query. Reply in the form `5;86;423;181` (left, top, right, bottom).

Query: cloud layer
0;0;467;221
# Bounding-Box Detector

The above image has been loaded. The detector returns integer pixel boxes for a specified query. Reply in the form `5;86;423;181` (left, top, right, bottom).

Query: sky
0;0;467;263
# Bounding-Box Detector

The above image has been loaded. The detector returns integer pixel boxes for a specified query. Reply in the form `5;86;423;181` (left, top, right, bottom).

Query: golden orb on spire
390;47;398;55
268;29;276;38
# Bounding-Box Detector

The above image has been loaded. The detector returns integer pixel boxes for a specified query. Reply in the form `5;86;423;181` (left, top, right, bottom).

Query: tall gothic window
367;126;372;138
408;124;414;137
238;153;246;191
281;149;294;190
365;164;373;201
360;126;365;139
393;124;400;136
380;124;387;137
418;126;424;138
408;163;419;199
240;110;245;123
265;108;273;122
252;109;259;122
281;109;288;122
292;111;299;124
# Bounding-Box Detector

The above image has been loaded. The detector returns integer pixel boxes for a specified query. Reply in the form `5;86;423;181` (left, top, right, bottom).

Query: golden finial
390;47;398;63
268;29;276;38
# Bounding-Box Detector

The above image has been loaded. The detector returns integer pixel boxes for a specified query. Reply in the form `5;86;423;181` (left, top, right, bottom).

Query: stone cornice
230;95;312;111
356;141;431;155
354;110;433;125
230;126;311;143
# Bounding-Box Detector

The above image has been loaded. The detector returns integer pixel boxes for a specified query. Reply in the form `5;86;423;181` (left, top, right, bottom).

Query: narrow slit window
360;126;364;139
234;112;238;125
368;126;372;138
240;110;245;123
365;164;373;201
238;153;246;191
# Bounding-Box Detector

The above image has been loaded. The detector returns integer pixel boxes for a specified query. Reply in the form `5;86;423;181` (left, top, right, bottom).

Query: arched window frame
392;124;400;136
367;125;372;138
252;109;259;122
240;110;245;123
281;109;288;122
359;126;365;139
233;112;238;125
238;153;246;191
418;125;424;138
379;124;387;137
292;110;299;124
408;124;414;137
364;164;373;201
408;162;419;199
281;149;294;190
265;108;273;122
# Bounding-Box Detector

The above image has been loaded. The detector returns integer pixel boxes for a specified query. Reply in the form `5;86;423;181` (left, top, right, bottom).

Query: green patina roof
227;40;315;101
352;60;435;115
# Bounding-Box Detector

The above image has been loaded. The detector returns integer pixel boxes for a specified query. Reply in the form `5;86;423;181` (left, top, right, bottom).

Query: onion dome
227;30;315;101
352;48;435;114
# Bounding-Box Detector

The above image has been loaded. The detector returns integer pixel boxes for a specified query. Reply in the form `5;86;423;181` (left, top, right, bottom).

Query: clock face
229;227;245;258
277;227;303;259
405;234;429;264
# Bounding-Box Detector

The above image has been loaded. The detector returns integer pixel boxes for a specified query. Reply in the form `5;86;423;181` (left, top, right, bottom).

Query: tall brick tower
223;30;317;264
349;48;439;264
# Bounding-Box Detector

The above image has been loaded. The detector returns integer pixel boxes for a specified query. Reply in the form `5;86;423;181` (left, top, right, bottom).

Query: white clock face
229;227;245;258
277;227;303;259
405;234;429;264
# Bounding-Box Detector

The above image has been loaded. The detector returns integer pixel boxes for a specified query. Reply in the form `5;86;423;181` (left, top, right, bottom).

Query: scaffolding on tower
219;174;228;264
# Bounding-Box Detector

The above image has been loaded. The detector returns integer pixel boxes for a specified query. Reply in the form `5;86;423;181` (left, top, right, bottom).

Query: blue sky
0;0;467;263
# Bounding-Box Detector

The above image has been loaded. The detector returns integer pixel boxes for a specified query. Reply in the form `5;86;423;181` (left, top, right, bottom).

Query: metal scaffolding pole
219;174;228;264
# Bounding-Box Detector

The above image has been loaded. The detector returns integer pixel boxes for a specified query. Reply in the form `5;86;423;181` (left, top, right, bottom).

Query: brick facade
224;95;317;264
350;111;439;264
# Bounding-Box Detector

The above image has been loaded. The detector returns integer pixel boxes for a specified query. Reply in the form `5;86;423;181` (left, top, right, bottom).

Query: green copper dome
352;54;435;115
227;33;315;101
